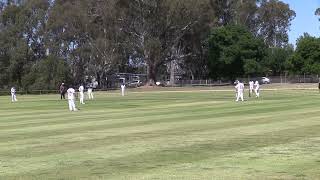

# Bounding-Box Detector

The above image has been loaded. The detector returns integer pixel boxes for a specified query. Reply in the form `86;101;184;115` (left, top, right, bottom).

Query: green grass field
1;87;320;180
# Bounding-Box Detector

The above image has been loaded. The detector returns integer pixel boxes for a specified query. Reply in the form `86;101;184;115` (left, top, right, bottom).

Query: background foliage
1;0;318;89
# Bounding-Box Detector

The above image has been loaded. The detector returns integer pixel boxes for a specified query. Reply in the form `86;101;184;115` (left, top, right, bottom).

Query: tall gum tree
117;0;214;85
257;0;295;47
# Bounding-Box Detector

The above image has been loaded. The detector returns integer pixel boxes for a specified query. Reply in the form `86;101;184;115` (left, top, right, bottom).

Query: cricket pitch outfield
0;86;320;180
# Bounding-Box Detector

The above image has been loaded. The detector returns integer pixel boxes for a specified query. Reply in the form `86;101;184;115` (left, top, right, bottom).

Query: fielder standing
59;83;66;100
11;87;18;102
235;81;244;102
234;80;239;98
79;85;85;104
67;87;77;111
249;80;254;97
254;81;260;98
121;83;126;96
87;85;94;100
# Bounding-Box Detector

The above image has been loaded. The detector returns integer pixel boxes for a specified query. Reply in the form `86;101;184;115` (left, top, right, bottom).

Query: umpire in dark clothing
60;83;66;99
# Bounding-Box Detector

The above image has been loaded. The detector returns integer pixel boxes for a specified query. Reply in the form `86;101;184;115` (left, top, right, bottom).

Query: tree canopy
208;25;267;80
287;34;320;75
0;0;300;89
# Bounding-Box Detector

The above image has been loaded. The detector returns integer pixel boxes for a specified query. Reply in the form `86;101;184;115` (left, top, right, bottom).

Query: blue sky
282;0;320;45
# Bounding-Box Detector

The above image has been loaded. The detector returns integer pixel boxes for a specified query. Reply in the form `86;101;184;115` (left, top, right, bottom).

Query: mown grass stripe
2;119;320;179
0;89;319;179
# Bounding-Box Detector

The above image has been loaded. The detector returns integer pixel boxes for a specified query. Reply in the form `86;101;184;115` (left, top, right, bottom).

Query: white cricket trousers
121;88;125;96
11;93;17;102
88;90;94;99
79;92;84;104
255;88;260;97
236;91;244;102
68;99;76;111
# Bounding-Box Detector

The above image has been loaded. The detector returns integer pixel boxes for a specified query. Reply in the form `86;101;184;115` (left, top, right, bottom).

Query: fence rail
0;75;319;95
173;75;320;86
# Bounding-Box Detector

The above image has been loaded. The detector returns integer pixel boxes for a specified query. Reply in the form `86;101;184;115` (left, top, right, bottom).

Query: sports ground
1;85;320;179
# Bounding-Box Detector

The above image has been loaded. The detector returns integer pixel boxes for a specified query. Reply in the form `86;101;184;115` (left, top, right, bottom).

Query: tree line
0;0;318;90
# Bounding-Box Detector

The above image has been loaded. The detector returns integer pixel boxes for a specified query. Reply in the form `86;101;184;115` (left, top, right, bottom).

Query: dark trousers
61;93;65;99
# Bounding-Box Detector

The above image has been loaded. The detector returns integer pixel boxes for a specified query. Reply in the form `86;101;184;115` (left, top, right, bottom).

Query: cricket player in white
11;87;17;102
249;80;254;97
78;85;85;104
254;81;260;98
234;80;239;98
235;81;244;102
67;87;77;111
87;87;94;100
121;84;125;96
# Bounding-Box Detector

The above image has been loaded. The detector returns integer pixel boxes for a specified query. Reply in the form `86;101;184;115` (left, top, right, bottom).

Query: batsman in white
87;86;94;100
10;87;18;102
235;80;244;102
78;85;85;104
67;87;77;111
121;83;126;96
249;80;254;97
254;81;260;98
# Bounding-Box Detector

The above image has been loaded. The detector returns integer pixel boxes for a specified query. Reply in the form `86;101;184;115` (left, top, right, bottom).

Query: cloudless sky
282;0;320;45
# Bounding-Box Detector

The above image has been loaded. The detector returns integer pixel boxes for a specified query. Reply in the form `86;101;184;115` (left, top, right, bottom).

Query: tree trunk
144;48;158;86
147;62;156;86
169;60;175;86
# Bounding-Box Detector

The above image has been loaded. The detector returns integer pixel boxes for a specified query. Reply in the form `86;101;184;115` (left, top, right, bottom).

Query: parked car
261;77;271;84
128;80;142;87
